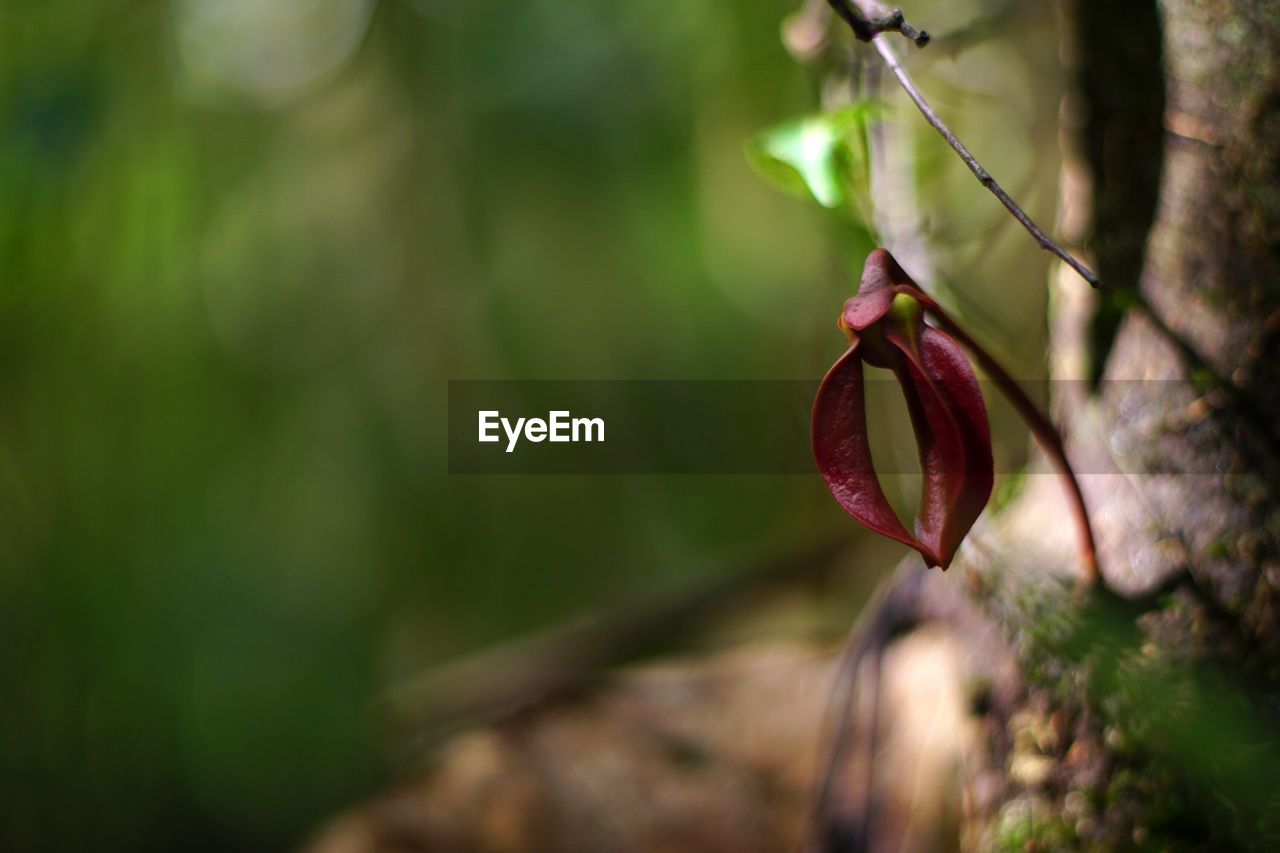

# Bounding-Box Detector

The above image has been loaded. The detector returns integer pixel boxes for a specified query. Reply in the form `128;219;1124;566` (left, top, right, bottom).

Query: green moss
992;803;1078;852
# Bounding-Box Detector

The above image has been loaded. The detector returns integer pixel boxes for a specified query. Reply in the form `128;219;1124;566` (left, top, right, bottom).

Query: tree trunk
967;0;1280;847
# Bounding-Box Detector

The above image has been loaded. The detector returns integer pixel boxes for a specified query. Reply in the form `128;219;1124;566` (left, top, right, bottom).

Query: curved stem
925;302;1101;588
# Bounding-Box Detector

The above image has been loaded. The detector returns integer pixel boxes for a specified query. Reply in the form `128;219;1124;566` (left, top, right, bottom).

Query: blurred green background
0;0;1063;849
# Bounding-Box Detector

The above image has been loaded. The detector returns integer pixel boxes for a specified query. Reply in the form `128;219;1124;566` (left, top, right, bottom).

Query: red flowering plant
745;0;1103;585
813;249;1098;581
813;250;991;569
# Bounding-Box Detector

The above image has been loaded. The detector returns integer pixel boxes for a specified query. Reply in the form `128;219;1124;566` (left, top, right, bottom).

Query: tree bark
966;0;1280;847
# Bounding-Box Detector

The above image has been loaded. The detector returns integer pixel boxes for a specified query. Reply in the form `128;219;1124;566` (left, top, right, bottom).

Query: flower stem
924;301;1101;587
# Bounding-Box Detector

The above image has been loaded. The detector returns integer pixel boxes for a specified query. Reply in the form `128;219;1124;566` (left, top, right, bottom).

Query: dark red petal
841;248;924;331
812;343;918;552
886;325;994;569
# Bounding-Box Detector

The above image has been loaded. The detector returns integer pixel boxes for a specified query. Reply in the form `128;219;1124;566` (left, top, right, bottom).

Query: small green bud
891;292;923;351
891;292;923;328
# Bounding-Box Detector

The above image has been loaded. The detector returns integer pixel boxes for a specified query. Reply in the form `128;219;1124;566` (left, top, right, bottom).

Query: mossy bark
974;0;1280;848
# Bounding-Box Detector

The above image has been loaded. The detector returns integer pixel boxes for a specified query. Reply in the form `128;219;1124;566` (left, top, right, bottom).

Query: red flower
812;249;993;569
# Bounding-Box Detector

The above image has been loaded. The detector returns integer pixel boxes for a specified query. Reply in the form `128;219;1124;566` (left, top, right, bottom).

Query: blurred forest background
1;0;1066;849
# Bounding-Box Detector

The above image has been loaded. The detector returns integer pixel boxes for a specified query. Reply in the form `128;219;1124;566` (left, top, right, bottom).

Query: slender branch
855;644;883;852
825;2;1100;287
868;34;1101;287
808;617;869;853
807;567;926;852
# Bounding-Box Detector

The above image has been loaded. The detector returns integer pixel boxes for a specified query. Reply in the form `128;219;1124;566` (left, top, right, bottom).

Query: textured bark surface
1097;0;1280;620
972;0;1280;846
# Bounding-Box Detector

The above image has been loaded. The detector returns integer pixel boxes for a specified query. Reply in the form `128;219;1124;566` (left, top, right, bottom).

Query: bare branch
825;2;1101;287
869;35;1101;287
806;567;927;853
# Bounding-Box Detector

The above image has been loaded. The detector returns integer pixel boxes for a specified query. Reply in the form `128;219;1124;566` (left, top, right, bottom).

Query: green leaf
746;107;872;209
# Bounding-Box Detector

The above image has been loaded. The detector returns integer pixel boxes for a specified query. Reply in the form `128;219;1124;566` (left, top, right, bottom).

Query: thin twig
824;1;1099;286
807;567;926;852
808;616;870;853
868;34;1101;288
855;644;883;851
